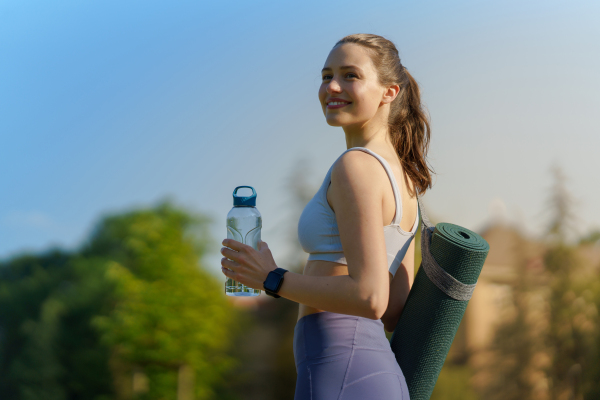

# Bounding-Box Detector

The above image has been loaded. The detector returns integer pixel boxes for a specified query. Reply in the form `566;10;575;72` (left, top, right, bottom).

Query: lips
326;98;352;109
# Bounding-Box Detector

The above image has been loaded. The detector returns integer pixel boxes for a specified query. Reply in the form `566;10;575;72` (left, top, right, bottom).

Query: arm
277;272;378;319
281;151;393;319
380;238;415;332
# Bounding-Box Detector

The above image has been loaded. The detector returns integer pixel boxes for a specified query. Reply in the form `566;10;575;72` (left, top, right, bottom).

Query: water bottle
225;186;262;296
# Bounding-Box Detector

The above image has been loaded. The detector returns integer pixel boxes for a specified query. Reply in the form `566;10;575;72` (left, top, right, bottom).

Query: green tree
477;231;540;400
82;199;241;400
0;199;242;400
476;164;600;400
0;250;115;400
542;165;597;400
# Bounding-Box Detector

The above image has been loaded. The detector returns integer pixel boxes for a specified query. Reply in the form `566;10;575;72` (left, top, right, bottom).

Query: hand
220;239;278;291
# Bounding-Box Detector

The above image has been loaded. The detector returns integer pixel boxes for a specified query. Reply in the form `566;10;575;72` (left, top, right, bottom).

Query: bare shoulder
330;150;387;194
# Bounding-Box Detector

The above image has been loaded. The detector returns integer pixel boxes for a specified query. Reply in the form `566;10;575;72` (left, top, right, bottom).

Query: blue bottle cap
232;186;257;207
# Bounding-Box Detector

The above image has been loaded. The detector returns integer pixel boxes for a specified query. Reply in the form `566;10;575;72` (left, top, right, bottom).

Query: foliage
82;199;241;400
544;244;598;400
430;365;478;400
0;250;115;400
541;166;598;400
578;230;600;246
0;199;241;400
477;235;542;400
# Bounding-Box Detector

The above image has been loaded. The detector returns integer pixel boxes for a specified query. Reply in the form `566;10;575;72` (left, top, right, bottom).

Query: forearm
276;271;378;319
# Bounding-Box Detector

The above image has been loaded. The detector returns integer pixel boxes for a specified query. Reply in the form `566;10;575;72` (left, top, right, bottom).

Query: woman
220;33;434;399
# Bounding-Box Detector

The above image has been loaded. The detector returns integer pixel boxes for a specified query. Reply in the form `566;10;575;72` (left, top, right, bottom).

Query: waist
293;311;389;367
298;260;349;321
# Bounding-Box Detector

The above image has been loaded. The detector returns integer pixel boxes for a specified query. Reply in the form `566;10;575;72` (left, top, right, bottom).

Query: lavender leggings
293;311;410;400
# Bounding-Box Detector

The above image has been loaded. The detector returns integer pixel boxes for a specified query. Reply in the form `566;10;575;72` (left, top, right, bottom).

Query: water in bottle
225;186;262;296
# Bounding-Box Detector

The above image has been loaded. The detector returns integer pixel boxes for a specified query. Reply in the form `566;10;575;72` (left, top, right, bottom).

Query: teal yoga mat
390;196;490;400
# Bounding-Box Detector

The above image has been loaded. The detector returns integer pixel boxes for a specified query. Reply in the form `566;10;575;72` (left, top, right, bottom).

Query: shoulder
330;150;387;193
329;150;388;209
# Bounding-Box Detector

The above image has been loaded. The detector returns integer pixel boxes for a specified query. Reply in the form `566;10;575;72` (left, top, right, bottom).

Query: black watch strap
263;268;288;298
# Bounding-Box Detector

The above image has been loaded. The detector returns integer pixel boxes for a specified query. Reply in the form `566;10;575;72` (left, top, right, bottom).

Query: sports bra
297;147;420;277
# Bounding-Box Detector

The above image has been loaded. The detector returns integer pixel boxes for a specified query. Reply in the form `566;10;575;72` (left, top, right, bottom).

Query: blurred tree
578;230;600;246
82;199;241;400
541;166;597;400
476;232;540;400
583;278;600;400
0;199;242;400
0;250;115;400
430;364;478;400
476;164;600;400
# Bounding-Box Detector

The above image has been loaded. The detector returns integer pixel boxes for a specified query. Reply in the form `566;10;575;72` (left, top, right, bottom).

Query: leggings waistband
293;311;392;368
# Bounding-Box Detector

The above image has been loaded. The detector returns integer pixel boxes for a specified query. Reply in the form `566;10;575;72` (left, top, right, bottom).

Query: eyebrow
321;65;364;73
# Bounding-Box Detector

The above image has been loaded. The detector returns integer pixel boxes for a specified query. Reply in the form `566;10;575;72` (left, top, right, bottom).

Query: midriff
297;260;347;322
296;260;393;322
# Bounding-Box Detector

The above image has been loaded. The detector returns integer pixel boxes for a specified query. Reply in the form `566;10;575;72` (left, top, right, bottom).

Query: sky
1;0;599;278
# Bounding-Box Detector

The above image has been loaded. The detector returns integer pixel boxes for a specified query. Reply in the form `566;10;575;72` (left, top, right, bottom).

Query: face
319;43;395;127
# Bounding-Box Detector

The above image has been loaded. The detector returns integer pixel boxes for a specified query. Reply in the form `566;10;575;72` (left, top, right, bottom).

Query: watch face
264;271;281;291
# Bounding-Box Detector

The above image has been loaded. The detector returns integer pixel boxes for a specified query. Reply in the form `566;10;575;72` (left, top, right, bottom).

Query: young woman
220;33;434;399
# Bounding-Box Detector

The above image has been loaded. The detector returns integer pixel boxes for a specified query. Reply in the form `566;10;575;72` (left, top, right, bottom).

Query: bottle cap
232;186;257;207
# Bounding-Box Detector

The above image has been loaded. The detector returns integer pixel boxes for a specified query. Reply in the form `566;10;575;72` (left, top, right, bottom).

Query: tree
82;199;241;400
476;231;541;400
0;199;242;400
541;165;597;400
475;163;600;400
0;250;115;400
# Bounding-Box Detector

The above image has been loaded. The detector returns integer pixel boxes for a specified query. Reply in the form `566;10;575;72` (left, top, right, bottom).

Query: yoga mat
390;195;489;400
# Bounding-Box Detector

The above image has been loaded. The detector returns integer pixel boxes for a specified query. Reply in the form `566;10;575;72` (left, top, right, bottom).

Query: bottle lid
232;186;257;207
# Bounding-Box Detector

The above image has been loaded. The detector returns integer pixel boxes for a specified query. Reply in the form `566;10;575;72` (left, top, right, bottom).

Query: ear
382;83;400;105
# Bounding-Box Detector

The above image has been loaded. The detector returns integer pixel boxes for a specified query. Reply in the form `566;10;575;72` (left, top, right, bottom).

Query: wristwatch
263;267;288;298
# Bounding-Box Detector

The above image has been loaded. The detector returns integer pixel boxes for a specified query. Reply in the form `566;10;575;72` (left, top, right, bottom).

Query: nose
326;78;342;94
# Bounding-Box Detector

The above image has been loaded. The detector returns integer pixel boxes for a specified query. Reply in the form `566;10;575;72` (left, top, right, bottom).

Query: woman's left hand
220;239;278;291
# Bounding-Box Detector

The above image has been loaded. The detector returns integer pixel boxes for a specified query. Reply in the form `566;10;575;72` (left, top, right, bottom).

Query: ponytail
388;68;433;197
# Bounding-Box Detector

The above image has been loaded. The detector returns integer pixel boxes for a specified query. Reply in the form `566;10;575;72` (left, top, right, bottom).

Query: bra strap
345;147;404;225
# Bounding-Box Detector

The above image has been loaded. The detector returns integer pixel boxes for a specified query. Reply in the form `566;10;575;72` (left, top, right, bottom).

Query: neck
342;102;394;152
343;124;395;155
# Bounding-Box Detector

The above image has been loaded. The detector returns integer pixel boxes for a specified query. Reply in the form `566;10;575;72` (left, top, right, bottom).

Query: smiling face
319;43;389;128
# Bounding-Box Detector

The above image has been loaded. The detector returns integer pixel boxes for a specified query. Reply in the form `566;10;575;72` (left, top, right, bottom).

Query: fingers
222;238;250;252
221;261;237;279
221;246;244;264
221;256;239;271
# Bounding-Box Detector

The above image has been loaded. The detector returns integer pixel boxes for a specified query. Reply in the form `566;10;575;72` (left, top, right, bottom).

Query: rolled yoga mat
390;195;490;400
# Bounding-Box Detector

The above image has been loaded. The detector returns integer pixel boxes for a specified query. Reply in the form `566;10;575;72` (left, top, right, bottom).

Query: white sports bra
297;147;420;277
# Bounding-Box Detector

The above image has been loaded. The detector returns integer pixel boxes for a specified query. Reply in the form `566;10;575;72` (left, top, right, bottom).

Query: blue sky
1;0;599;277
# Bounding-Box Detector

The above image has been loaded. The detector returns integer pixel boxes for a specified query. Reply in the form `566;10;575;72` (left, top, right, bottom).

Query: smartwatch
263;268;288;298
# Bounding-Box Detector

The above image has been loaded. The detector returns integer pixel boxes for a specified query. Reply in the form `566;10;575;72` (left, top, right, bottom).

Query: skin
221;42;418;332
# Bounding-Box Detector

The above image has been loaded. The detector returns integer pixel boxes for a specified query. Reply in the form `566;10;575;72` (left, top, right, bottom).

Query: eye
322;72;358;80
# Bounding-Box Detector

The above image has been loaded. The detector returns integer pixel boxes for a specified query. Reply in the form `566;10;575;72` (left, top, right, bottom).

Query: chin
325;115;350;127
